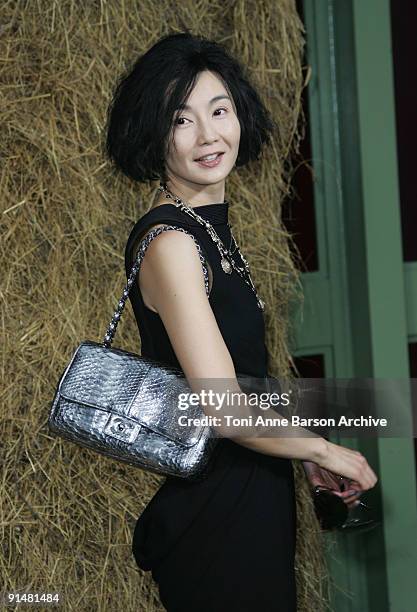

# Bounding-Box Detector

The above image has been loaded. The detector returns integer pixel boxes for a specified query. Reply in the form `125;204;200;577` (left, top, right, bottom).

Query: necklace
228;230;237;255
157;182;265;311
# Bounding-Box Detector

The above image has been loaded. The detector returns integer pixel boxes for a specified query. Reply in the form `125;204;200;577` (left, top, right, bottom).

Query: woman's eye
175;107;228;125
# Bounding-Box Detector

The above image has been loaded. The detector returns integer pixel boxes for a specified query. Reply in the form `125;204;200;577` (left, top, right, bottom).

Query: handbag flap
58;341;206;447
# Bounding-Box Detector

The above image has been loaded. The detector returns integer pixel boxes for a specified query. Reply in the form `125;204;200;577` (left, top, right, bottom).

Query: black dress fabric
124;202;297;612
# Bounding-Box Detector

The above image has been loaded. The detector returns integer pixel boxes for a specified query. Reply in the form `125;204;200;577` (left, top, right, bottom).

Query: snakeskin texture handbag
48;226;220;480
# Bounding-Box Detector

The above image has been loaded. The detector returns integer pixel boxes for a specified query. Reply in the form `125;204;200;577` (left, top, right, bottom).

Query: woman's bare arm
138;229;377;491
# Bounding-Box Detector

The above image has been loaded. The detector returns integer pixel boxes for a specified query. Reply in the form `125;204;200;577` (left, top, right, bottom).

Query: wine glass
313;485;381;533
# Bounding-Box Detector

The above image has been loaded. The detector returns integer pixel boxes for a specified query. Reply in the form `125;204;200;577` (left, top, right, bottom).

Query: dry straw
1;0;336;610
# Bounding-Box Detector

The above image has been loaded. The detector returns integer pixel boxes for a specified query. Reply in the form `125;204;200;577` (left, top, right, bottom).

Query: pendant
221;257;233;274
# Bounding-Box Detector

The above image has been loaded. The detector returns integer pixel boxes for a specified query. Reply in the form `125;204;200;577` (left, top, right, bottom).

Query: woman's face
163;70;241;195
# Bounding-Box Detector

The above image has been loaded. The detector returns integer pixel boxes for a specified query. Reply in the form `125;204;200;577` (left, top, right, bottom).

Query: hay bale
1;0;330;609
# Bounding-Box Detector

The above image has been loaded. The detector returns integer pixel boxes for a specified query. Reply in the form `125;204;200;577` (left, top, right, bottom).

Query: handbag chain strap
102;225;208;348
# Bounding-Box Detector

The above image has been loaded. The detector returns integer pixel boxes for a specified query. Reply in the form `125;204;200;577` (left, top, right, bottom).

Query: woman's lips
195;152;225;168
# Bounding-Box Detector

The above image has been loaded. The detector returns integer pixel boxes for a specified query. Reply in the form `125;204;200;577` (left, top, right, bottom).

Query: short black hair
104;31;276;184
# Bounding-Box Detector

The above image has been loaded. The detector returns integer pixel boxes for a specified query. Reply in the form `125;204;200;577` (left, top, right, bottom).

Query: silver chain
157;183;265;311
228;229;237;254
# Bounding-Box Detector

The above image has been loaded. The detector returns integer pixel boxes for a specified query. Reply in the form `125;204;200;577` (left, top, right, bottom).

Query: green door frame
292;1;417;610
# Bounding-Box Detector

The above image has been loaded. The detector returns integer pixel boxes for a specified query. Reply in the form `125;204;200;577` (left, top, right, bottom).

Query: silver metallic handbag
48;226;220;480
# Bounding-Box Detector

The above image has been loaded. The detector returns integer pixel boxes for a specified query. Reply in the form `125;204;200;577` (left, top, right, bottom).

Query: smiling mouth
194;152;225;166
194;152;225;161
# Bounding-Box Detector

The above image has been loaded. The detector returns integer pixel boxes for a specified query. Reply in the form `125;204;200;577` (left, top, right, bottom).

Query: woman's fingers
342;490;361;502
319;442;378;492
334;488;360;498
335;488;362;508
348;448;377;489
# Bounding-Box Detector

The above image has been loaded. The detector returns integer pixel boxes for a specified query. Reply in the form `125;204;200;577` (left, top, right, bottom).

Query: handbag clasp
104;414;141;444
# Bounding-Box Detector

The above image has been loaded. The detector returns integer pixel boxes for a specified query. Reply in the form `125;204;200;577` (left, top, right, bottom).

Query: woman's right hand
316;439;378;492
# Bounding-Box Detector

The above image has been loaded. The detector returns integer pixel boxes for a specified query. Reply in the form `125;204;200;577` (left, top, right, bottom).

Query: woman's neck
154;181;225;209
152;192;224;209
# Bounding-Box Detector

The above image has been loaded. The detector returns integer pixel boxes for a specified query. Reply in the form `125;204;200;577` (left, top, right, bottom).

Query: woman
105;32;377;612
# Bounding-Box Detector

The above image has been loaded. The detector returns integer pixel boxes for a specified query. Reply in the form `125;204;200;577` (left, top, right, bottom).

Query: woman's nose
197;121;218;143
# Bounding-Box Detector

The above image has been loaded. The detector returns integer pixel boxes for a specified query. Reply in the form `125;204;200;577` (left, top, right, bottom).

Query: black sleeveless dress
124;202;297;612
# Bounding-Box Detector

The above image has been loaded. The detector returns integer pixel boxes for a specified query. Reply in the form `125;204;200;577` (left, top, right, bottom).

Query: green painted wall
292;1;417;610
